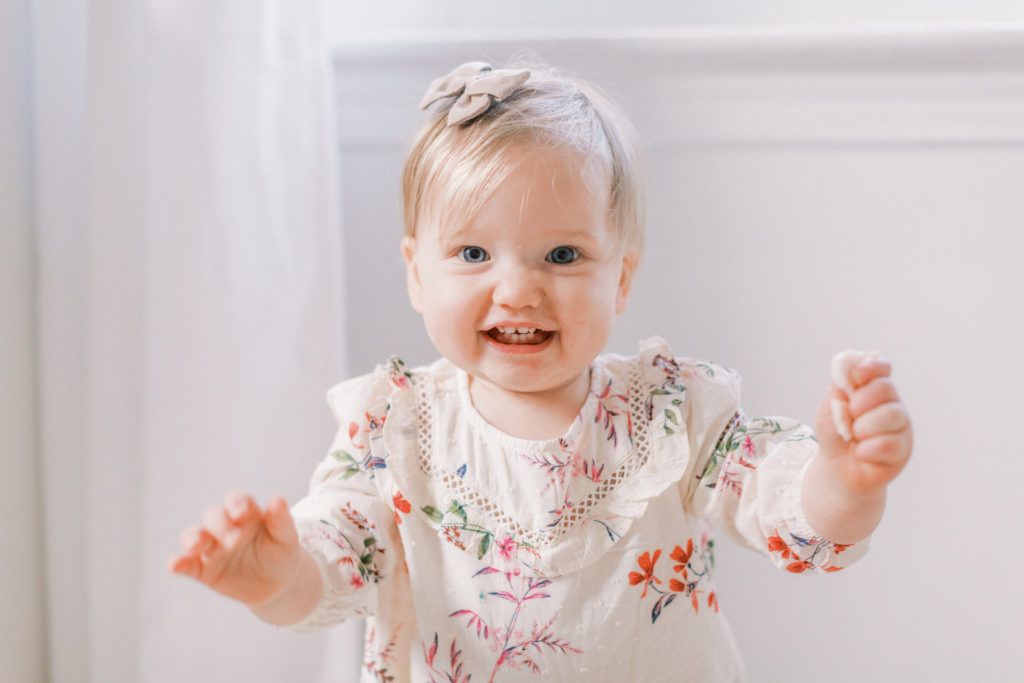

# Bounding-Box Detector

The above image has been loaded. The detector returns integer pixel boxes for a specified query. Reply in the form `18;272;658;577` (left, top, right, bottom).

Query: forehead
421;143;612;242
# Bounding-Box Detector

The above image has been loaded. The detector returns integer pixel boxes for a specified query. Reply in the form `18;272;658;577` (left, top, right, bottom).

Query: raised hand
170;493;321;623
803;355;913;544
815;355;913;493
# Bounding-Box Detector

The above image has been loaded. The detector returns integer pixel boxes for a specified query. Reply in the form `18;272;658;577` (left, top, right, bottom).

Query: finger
814;385;850;450
852;402;910;441
179;525;218;556
202;505;239;548
848;377;900;419
264;495;297;545
169;553;203;578
224;491;258;524
854;431;912;468
850;356;891;391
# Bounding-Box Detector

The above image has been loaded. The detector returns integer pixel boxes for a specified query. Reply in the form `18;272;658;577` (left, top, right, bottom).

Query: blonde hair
401;59;645;253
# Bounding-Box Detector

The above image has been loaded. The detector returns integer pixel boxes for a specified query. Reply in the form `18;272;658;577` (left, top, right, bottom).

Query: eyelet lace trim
412;358;654;550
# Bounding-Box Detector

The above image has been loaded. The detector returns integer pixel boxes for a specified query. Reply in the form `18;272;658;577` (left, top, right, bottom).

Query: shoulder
607;337;742;438
601;337;741;401
323;357;417;419
324;355;457;421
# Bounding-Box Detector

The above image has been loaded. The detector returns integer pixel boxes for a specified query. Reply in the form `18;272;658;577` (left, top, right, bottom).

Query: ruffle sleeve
287;365;407;631
645;339;869;574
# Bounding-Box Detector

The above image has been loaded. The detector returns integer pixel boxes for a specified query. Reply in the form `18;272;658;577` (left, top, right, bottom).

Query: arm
680;355;893;573
802;356;913;545
170;493;322;626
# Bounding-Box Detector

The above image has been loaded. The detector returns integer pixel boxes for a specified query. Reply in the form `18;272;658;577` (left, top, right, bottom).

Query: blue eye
546;246;579;265
459;246;489;263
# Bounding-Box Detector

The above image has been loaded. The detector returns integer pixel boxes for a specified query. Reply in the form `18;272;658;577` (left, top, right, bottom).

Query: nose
491;258;543;309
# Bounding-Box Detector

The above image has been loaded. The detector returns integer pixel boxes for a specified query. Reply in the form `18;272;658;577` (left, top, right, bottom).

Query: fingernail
227;496;247;519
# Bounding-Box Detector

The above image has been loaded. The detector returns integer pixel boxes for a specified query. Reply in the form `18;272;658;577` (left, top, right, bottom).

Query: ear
401;236;424;314
615;250;639;314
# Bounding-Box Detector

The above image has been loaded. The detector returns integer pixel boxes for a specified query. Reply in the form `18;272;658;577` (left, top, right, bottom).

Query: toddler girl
171;60;912;681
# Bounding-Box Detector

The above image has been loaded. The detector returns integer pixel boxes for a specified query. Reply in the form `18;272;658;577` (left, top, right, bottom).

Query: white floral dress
289;338;866;682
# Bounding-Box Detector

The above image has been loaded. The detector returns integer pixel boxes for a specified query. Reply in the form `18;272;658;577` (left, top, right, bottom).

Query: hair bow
420;62;531;126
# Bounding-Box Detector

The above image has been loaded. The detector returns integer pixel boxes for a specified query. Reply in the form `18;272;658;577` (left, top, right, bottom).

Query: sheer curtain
9;0;362;680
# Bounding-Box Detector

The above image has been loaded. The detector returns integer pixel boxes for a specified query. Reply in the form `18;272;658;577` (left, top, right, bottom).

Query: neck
468;370;592;441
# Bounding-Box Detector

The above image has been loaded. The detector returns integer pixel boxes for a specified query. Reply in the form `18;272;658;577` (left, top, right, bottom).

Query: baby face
402;147;637;407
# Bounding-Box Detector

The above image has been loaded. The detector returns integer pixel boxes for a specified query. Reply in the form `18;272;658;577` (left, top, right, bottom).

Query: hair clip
420;61;531;126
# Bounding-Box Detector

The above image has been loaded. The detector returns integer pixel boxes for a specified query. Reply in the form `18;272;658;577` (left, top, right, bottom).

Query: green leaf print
448;500;469;525
330;450;357;464
422;505;445;524
477;533;491;560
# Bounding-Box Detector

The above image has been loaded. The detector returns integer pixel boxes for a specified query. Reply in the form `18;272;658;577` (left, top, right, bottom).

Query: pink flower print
496;535;518;561
593;379;632;446
387;357;412;389
350;573;365;588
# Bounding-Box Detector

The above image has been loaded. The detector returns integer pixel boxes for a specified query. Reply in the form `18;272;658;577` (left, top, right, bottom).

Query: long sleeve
288;369;405;630
671;359;869;574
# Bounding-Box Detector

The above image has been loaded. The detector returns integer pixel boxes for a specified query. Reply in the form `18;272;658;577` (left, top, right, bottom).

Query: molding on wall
333;25;1024;147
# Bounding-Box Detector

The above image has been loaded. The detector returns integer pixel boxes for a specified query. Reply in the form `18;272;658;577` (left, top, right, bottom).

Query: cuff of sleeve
757;437;870;574
285;517;375;631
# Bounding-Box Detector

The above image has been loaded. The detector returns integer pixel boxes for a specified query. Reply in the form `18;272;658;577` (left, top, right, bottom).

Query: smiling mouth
486;326;553;345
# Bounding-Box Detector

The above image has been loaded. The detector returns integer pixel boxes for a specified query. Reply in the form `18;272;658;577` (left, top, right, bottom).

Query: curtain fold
1;0;46;680
29;1;362;680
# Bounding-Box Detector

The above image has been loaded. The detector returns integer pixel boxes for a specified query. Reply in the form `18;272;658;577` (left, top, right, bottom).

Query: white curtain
6;0;363;680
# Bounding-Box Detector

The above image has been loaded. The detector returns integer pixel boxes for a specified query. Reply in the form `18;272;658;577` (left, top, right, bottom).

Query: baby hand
814;353;913;494
170;493;305;609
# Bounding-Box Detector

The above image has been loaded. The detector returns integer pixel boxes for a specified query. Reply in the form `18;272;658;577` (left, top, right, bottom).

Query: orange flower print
391;493;411;528
670;540;693;575
767;528;849;574
393;492;412;514
628;550;662;598
631;537;716;623
766;533;794;560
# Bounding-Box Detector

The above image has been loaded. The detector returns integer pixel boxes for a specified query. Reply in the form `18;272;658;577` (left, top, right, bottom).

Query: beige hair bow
420;62;531;126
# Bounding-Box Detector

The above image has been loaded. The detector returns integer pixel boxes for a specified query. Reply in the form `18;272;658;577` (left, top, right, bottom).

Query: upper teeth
498;326;537;334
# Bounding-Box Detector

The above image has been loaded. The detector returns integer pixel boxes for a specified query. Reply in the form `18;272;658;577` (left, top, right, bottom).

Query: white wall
0;0;47;680
333;27;1024;682
325;0;1024;37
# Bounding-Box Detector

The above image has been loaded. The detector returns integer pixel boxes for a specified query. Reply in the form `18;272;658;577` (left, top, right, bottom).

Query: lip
483;320;553;332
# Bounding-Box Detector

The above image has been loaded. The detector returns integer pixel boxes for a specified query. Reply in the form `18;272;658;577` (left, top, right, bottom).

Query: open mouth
486;326;553;345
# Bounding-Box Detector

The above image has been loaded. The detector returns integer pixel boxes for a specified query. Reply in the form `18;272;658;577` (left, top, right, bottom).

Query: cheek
419;278;481;335
558;277;620;328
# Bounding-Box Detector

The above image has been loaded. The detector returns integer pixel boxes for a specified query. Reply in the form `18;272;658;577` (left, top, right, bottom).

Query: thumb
815;384;850;455
264;495;298;546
